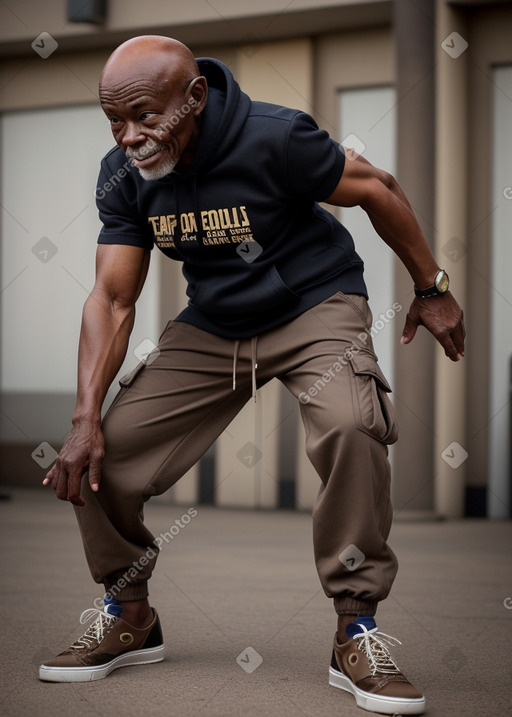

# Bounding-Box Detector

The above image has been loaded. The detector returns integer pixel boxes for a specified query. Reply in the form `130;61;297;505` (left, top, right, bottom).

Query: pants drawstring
251;336;258;402
232;340;240;391
232;337;258;401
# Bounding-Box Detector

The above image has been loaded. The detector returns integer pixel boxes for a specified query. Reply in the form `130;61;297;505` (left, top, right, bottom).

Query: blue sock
103;596;123;617
346;616;377;639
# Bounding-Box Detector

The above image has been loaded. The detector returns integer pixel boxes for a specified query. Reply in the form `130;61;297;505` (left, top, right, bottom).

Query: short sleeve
95;155;153;249
285;112;345;201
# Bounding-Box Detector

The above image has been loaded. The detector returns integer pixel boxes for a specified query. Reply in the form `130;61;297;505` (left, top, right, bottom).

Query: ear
186;76;208;116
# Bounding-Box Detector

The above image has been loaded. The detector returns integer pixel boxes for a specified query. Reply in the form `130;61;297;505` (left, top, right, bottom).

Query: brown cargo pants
75;292;399;616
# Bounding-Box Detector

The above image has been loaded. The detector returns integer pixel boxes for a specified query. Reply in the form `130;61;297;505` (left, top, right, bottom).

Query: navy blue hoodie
96;58;367;338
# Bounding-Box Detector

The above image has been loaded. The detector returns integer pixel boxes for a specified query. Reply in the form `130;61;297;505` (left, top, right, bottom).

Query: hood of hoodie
180;58;252;176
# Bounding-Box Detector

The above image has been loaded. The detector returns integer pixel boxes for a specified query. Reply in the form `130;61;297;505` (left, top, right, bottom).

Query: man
40;35;464;715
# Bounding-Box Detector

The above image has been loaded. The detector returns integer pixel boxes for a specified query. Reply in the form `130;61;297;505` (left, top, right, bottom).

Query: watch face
435;270;450;293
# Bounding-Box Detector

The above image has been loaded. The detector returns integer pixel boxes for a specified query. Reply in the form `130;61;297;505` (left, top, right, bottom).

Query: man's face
100;73;204;180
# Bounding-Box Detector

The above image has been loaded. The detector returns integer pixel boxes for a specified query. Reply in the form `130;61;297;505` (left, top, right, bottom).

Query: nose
121;121;145;147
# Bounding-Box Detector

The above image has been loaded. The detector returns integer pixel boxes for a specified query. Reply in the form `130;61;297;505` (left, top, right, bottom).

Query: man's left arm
326;150;465;362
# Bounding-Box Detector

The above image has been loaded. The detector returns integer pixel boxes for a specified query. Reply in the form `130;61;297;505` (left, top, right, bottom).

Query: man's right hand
43;418;105;506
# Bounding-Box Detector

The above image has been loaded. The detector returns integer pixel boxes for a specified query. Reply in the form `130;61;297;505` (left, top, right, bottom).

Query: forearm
72;290;135;424
361;176;439;290
327;155;464;360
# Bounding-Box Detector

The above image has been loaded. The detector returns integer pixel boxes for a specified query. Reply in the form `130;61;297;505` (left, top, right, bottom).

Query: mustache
125;142;167;161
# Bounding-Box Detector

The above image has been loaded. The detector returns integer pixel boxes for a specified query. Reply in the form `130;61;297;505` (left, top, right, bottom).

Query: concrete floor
0;488;511;717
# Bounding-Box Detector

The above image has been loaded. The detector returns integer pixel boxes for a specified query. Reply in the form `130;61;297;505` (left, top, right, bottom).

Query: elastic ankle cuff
104;579;149;602
334;597;378;616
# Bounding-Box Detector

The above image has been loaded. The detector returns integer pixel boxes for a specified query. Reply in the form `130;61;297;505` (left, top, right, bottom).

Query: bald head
98;36;208;179
100;35;199;98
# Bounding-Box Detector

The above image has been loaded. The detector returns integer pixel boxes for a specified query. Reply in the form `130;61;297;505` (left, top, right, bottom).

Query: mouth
128;147;169;168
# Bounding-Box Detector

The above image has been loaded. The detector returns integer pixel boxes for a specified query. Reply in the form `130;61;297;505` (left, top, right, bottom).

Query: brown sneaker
39;605;164;682
329;617;426;715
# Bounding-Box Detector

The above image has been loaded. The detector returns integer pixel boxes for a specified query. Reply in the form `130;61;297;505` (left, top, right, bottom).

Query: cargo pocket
118;360;146;388
101;360;147;425
348;352;398;444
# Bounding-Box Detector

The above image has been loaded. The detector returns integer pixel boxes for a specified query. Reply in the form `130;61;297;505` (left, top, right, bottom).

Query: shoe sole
39;644;165;682
329;666;426;715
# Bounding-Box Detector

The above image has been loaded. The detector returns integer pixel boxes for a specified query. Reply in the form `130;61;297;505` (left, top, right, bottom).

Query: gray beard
136;155;178;180
126;143;179;180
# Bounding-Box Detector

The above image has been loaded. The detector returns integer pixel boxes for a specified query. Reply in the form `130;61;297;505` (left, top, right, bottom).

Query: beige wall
2;1;512;516
0;51;107;112
465;4;512;516
0;0;391;51
314;27;394;133
433;0;469;517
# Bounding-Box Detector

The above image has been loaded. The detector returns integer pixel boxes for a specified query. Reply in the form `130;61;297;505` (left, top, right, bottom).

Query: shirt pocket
348;352;398;445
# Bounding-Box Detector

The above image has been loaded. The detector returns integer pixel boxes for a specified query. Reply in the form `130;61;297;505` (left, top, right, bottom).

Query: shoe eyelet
348;653;359;666
119;632;134;645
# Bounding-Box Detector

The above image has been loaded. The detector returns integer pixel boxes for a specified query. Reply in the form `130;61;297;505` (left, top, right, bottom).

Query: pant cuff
103;579;149;602
333;596;378;616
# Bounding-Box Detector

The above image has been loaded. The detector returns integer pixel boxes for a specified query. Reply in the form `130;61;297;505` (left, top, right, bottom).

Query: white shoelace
353;624;402;675
69;608;118;652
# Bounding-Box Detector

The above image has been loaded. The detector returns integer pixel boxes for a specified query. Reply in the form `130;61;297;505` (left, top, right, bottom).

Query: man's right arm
43;244;151;506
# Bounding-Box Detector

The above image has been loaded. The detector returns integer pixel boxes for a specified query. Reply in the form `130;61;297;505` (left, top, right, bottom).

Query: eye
107;116;122;127
139;112;154;121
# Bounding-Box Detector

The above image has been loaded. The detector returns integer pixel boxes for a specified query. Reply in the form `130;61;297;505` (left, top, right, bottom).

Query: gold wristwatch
414;269;450;298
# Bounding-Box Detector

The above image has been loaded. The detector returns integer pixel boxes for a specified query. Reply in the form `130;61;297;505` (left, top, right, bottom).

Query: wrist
72;409;102;426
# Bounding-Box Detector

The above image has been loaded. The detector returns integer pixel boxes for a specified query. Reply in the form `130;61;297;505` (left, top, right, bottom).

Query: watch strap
414;285;442;298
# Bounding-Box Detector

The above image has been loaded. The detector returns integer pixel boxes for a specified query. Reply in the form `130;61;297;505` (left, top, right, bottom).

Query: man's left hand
401;292;465;361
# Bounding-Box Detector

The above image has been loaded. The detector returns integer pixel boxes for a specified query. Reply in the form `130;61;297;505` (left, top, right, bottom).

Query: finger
43;464;56;486
438;331;461;362
53;461;70;501
88;456;103;493
452;318;466;357
52;460;84;506
66;468;85;507
400;313;418;345
438;314;465;361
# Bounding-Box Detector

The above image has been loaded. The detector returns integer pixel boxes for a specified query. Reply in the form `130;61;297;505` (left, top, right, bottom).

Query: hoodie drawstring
232;337;258;401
